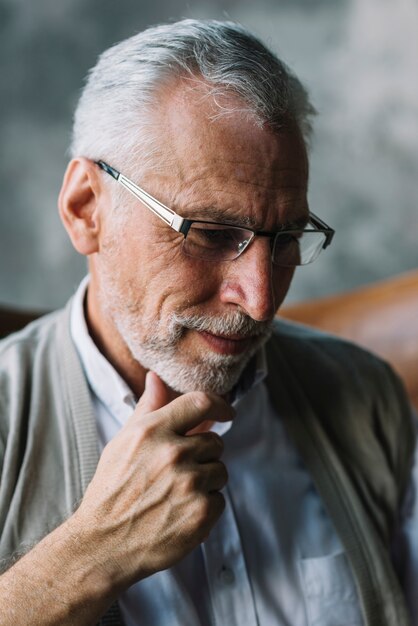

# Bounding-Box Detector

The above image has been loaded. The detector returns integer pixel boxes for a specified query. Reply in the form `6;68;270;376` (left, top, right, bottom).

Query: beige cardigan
0;302;415;625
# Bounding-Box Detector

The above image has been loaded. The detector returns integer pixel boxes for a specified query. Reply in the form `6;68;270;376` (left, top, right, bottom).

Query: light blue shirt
71;278;417;625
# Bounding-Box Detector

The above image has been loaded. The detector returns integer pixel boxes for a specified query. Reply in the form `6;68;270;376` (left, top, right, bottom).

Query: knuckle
138;420;158;442
195;496;212;527
160;440;183;466
206;431;224;450
181;470;200;494
189;391;212;412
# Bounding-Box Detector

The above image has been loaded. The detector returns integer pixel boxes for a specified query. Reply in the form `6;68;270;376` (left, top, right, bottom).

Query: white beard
125;311;272;395
98;269;271;395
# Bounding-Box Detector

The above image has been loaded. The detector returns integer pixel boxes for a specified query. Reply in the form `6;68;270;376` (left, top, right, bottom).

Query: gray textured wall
1;0;417;310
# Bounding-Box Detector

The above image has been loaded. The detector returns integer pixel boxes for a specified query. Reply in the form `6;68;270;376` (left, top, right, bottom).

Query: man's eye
189;226;240;247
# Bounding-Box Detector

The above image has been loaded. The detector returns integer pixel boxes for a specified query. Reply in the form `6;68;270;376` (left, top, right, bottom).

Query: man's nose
219;237;278;322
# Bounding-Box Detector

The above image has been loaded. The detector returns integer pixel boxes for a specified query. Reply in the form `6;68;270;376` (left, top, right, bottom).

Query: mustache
171;311;272;338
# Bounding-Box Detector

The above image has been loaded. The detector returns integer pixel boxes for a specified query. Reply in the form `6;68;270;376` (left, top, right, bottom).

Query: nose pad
236;232;255;258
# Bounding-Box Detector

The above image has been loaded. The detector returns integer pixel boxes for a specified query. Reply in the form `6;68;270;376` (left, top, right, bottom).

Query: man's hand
73;371;234;589
0;372;233;625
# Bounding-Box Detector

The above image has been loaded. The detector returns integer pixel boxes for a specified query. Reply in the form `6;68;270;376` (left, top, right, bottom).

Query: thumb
136;371;176;414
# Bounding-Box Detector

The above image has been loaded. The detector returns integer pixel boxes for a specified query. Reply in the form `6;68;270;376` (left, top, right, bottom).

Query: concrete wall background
1;0;417;309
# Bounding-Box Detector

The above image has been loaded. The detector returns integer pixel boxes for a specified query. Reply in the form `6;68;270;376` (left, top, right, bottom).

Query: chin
114;306;271;395
137;349;252;395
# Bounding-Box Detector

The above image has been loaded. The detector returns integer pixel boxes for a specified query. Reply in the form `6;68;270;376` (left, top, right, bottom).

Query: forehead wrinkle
173;158;307;190
154;92;307;183
167;173;308;228
169;167;307;200
151;84;309;230
171;200;308;231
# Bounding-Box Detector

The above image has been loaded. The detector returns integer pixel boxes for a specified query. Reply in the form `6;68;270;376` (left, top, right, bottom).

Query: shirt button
218;566;235;585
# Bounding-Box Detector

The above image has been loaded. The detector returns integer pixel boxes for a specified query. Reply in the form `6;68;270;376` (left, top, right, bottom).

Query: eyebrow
185;206;310;231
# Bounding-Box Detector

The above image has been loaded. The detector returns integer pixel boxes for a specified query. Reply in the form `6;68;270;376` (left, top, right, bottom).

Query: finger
133;389;234;436
207;491;226;519
161;392;235;436
195;491;226;543
193;461;229;493
136;371;177;414
183;432;224;463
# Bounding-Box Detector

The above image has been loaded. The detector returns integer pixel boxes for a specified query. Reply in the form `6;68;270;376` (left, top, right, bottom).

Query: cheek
137;246;223;319
109;222;179;281
102;215;225;317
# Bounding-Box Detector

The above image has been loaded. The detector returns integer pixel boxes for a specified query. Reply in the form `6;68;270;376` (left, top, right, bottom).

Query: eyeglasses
96;160;334;267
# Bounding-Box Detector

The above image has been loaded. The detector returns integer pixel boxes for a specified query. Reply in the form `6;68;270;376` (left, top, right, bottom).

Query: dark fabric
97;601;124;626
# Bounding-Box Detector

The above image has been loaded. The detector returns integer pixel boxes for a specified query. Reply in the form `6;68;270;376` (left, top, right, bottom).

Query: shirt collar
70;276;137;426
70;276;268;433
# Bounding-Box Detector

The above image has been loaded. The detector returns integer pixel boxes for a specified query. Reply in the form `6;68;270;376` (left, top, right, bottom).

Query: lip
198;330;252;355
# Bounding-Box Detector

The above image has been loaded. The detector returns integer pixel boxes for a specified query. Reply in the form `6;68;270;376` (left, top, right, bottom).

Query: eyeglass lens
272;231;327;266
183;222;327;267
183;223;252;261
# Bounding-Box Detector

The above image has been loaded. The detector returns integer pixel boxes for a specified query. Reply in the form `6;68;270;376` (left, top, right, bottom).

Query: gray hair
70;19;315;176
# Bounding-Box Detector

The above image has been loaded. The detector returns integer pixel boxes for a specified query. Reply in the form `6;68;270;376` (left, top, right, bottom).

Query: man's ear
58;157;108;256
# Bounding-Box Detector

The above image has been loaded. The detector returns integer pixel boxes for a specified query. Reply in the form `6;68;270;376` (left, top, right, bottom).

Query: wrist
63;511;123;599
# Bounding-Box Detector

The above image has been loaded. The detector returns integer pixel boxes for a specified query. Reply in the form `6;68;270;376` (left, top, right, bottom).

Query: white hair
70;19;315;178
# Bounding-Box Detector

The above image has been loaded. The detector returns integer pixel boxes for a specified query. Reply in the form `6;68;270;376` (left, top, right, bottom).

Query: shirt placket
202;487;259;626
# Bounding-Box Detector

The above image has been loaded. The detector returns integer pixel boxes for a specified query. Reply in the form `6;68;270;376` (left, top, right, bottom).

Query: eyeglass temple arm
96;161;186;233
96;162;334;248
309;212;335;248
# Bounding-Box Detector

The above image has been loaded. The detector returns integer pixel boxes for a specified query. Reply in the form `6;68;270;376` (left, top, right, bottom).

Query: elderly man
0;19;416;626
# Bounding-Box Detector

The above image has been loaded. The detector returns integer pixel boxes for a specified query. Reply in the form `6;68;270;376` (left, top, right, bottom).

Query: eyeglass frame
95;160;335;263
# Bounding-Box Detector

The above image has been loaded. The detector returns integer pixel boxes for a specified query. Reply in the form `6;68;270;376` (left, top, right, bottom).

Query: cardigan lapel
57;305;124;626
264;333;411;626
